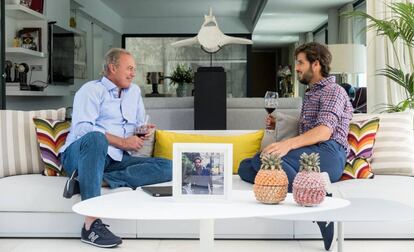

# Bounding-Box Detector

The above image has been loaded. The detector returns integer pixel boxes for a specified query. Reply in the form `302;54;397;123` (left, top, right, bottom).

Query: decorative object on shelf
18;27;42;52
17;63;30;90
5;61;13;82
292;152;326;207
166;64;194;97
29;0;44;14
277;65;293;97
12;36;20;47
13;63;20;83
146;72;164;95
253;153;288;204
19;0;31;8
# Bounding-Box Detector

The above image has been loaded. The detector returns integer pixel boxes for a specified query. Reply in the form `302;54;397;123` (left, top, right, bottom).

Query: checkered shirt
299;76;353;153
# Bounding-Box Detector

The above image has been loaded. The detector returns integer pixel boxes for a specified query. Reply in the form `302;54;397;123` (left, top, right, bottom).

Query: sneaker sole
81;238;122;248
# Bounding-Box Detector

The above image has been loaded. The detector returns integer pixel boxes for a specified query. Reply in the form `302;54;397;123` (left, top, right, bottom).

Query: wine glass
264;91;278;132
135;115;150;138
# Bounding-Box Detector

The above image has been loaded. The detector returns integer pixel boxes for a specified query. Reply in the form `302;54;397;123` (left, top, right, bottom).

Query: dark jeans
61;131;172;200
238;140;346;192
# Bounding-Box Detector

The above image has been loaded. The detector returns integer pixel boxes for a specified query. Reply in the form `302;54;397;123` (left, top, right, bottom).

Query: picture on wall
173;143;233;200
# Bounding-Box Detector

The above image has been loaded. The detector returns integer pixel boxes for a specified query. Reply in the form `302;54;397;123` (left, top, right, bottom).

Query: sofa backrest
144;97;302;130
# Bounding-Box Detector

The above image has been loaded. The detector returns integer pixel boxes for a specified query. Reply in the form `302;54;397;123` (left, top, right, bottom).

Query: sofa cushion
0;174;132;212
153;130;264;174
33;118;71;176
0;108;66;178
353;111;414;176
341;158;374;180
347;117;380;161
340;118;380;180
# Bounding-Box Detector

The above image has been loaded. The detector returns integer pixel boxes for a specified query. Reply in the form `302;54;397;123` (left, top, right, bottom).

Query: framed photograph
18;27;42;52
173;143;233;200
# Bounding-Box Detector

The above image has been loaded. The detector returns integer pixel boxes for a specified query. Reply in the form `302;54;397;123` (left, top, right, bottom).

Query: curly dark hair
294;42;332;77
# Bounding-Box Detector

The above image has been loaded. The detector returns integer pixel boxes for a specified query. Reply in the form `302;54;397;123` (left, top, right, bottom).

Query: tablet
141;186;172;197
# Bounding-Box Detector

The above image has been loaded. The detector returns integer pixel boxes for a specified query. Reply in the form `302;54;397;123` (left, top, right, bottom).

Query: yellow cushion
154;130;264;174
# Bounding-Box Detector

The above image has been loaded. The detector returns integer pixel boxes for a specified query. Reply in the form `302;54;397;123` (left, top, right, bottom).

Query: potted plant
167;64;194;97
346;2;414;112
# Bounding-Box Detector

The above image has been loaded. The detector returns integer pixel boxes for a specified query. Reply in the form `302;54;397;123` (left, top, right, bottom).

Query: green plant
168;64;194;86
345;2;414;112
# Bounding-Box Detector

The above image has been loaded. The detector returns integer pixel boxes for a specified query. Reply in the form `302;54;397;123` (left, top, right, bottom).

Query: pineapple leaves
299;153;321;173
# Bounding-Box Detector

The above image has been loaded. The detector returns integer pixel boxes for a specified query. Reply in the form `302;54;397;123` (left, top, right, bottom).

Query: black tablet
141;186;172;197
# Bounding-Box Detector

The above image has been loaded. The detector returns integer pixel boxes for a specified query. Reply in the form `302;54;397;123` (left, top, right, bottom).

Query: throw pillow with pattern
341;117;380;180
33;118;71;176
341;158;374;180
347;117;380;161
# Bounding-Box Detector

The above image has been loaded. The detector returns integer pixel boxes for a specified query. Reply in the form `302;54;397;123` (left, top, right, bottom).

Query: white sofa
1;97;414;239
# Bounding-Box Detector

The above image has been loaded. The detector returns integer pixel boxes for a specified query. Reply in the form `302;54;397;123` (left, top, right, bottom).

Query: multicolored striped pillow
0;108;66;178
33;118;71;176
341;117;380;180
347;117;380;161
341;158;375;180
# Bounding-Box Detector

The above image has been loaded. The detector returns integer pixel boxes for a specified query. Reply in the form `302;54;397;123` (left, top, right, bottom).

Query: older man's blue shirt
61;77;145;161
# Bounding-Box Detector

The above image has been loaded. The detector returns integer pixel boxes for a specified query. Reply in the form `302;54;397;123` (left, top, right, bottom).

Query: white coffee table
275;197;414;252
73;190;349;251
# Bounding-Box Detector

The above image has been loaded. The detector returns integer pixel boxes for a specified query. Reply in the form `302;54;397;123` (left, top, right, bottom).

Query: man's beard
297;68;313;85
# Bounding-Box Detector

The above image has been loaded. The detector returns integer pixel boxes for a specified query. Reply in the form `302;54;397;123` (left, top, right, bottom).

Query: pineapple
253;153;288;204
293;152;326;206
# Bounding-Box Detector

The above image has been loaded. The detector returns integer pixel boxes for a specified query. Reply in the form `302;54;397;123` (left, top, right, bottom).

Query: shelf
6;47;46;58
6;86;71;97
5;4;46;20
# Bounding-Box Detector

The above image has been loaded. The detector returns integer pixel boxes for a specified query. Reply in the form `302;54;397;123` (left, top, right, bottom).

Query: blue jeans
238;140;346;192
61;132;172;200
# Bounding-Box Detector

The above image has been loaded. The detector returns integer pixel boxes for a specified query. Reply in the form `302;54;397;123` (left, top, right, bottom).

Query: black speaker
194;67;226;130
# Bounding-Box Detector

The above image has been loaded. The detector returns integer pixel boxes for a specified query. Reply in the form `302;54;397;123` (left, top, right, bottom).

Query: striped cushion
0;108;66;178
353;111;414;176
341;158;374;180
33;118;71;176
347;118;380;161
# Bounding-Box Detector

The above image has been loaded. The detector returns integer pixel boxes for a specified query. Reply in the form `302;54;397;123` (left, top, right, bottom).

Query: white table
275;197;414;252
73;190;349;251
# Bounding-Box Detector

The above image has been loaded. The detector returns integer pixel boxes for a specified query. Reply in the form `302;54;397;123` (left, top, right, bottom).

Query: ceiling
98;0;354;47
254;0;354;47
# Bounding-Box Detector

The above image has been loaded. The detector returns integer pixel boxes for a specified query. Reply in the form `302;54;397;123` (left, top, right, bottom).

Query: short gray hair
102;48;132;76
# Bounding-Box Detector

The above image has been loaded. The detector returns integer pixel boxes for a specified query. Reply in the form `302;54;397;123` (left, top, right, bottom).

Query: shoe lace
95;222;111;235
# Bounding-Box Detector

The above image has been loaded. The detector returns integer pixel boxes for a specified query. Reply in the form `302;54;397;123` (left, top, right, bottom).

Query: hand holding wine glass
134;115;154;139
264;91;278;131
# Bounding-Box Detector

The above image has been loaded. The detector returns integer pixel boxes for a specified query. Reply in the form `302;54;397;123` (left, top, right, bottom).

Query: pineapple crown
299;152;320;172
260;153;282;170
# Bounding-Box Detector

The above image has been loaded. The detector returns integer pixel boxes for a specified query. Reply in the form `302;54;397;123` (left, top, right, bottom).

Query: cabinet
5;4;51;95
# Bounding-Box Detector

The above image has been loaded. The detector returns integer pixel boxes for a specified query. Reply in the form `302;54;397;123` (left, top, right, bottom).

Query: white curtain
366;0;412;113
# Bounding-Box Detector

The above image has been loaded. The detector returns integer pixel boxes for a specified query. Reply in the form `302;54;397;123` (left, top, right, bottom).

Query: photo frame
18;27;42;52
173;143;233;200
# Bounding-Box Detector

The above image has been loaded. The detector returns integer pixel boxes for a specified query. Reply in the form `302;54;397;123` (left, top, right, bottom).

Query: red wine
136;133;147;138
265;107;275;114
